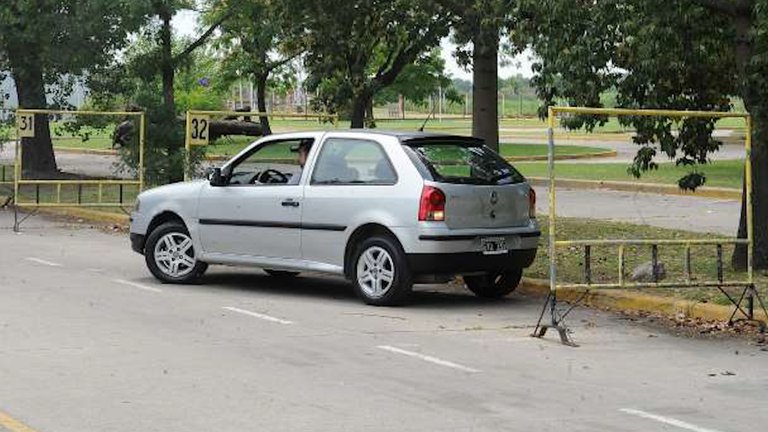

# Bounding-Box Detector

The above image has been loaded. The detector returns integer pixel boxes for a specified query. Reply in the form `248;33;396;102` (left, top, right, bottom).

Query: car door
197;138;313;260
301;136;399;267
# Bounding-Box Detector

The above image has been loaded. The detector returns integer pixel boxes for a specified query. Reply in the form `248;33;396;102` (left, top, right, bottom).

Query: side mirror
209;167;226;187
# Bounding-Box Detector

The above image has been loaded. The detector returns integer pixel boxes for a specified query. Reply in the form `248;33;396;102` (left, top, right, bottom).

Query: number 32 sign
188;115;209;145
17;113;35;138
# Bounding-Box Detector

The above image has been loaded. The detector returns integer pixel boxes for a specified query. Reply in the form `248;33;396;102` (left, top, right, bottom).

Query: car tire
352;236;412;306
145;221;207;284
264;269;300;278
464;268;523;299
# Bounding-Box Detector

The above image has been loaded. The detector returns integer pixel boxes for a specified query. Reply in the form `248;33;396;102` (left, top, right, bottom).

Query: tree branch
265;53;299;74
173;12;232;65
374;45;419;88
689;0;752;17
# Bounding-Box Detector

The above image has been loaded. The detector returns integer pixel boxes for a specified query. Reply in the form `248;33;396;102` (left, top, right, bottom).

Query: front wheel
145;222;208;283
352;236;412;306
464;268;523;299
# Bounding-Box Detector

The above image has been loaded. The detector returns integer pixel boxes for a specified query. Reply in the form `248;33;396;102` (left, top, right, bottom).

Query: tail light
419;186;446;221
528;187;536;218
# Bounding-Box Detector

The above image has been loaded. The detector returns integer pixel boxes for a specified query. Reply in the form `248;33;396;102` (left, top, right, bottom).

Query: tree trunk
256;73;272;135
12;64;58;177
365;97;375;128
160;11;175;109
350;91;371;129
208;120;264;141
730;12;768;269
472;29;499;152
732;114;768;270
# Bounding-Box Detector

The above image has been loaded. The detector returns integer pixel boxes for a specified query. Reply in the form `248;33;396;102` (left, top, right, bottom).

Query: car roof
321;130;484;144
257;130;484;145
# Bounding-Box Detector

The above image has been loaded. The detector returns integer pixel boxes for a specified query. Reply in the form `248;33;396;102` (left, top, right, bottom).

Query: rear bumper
130;233;145;255
407;249;537;275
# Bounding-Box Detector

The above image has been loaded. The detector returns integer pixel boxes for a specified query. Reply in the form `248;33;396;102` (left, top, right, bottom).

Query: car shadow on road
197;269;532;310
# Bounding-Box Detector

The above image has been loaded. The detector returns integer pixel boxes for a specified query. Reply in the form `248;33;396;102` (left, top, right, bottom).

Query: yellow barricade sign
188;114;210;145
17;113;35;138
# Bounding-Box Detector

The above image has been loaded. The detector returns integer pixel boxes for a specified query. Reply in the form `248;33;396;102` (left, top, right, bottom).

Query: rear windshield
405;141;525;185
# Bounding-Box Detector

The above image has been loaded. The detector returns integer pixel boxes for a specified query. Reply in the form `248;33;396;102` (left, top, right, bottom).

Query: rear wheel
464;269;523;299
145;222;207;283
352;236;412;306
264;269;299;278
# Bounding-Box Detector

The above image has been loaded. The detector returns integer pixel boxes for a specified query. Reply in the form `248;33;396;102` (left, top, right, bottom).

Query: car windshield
406;140;525;185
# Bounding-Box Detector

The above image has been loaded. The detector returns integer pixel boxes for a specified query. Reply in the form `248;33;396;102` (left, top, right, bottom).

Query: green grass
515;159;744;189
528;217;761;305
52;136;114;150
503;144;608;158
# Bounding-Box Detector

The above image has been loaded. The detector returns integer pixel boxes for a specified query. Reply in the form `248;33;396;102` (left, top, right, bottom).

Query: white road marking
113;279;163;293
222;306;293;325
25;257;62;267
376;345;480;373
619;408;723;432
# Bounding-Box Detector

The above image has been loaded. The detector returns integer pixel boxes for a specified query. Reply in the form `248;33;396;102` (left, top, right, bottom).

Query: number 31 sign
188;115;209;145
17;113;35;138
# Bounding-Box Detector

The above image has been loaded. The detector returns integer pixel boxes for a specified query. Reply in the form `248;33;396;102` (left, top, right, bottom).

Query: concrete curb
38;207;129;226
505;150;617;162
518;277;767;322
528;177;741;200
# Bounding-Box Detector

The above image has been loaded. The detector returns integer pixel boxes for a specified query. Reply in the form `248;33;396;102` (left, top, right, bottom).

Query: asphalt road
0;211;765;432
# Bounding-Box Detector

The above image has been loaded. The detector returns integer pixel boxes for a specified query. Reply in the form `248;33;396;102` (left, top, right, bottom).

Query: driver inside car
286;139;313;185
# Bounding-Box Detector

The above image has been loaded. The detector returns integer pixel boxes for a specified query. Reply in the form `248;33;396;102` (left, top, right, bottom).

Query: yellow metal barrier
532;106;759;346
183;110;339;181
12;109;145;210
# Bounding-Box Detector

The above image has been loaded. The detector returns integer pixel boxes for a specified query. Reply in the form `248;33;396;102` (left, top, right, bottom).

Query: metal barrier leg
13;202;19;232
727;284;768;331
12;205;39;232
531;292;578;347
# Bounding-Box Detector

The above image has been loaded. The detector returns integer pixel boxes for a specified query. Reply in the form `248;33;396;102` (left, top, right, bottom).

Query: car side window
226;139;312;186
311;138;397;185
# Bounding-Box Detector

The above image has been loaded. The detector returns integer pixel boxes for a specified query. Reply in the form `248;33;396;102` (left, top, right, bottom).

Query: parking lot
0;210;766;432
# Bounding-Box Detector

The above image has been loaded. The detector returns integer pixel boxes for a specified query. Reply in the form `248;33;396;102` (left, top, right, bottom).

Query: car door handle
281;199;300;207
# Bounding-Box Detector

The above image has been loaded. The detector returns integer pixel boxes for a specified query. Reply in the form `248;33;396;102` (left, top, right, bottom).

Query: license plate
481;237;507;255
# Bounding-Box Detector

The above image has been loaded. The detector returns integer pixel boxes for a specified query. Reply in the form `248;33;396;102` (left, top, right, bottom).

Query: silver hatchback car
130;131;540;305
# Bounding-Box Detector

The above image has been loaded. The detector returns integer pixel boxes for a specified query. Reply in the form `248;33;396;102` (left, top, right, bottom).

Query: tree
442;0;526;151
376;50;462;112
281;0;452;128
90;31;235;184
210;0;298;134
0;0;147;176
523;0;768;269
101;0;229;183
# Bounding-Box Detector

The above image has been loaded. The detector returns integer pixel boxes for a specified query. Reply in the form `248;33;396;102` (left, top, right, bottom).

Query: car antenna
418;102;438;132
